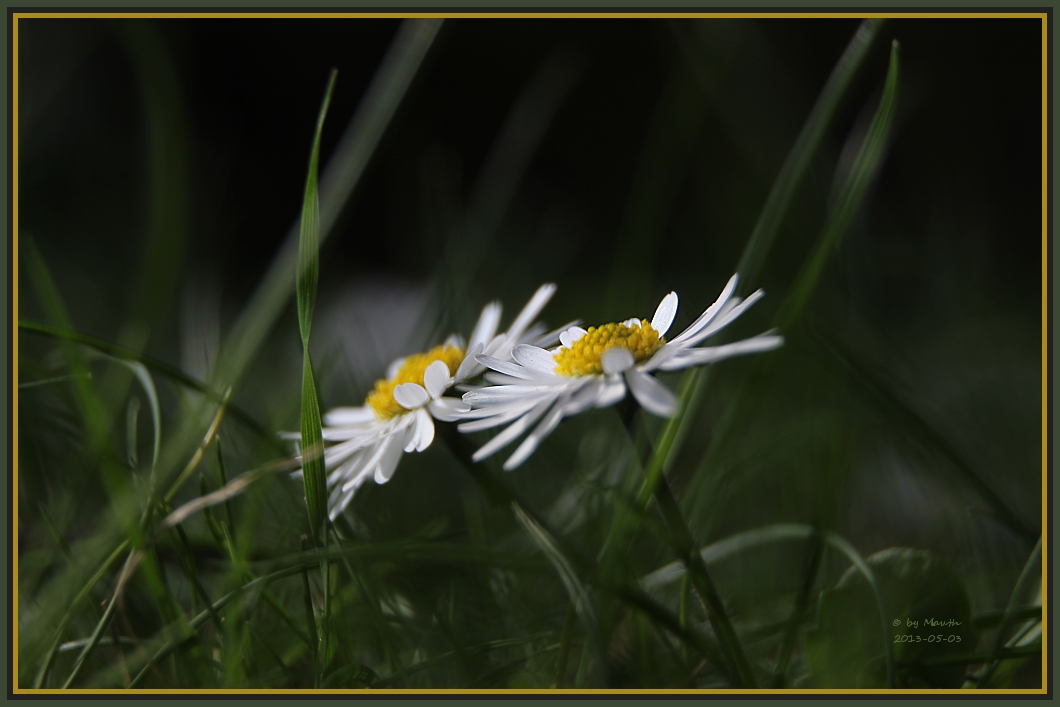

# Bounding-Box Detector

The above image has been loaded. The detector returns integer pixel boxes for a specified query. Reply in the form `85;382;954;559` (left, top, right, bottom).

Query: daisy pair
460;274;783;470
295;284;557;519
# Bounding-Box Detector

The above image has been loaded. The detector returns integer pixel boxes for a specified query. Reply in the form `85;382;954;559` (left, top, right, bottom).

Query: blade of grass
735;19;884;295
775;40;900;330
686;40;901;524
652;477;755;687
633;20;886;514
294;69;337;686
296;70;335;543
639;522;894;688
19;319;280;452
974;538;1042;686
771;529;824;687
512;503;606;687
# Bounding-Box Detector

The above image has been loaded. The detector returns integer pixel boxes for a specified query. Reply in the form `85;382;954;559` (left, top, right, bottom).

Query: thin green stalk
770;530;824;687
127;567;307;688
551;602;576;688
652;477;755;687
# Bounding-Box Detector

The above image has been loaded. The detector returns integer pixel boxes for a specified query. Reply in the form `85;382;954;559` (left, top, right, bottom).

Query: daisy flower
294;283;557;518
460;274;783;470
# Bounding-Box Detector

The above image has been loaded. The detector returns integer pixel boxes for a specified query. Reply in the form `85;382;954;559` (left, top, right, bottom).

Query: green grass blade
511;503;606;686
22;240;110;452
19;319;280;451
776;40;900;330
297;70;335;346
633;21;885;513
685;41;901;520
822;532;895;688
295;70;336;543
974;538;1042;685
735;19;883;295
114;21;190;334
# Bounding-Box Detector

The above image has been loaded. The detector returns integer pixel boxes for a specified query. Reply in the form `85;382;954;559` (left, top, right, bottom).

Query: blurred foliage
16;17;1043;690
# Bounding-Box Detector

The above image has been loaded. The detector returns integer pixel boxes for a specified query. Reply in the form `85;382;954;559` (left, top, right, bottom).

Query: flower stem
652;477;757;688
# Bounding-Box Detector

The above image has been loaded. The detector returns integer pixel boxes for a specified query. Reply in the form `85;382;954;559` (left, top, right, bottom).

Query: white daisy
460;274;783;470
293;283;557;519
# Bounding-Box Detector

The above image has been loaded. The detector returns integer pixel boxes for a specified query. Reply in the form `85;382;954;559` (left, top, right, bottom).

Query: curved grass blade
634;20;886;510
640;522;894;688
823;532;895;688
297;69;337;543
735;19;884;295
511;502;606;687
19;319;280;451
686;40;902;519
775;39;900;329
973;537;1042;686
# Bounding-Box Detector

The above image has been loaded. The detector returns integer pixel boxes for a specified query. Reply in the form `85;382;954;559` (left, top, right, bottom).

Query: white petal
658;334;784;371
512;344;559;373
454;342;485;383
482;333;508;358
443;333;465;350
423;359;451;399
347;436;395;489
625;369;677;417
393;383;429;409
374;435;406;484
503;397;569;470
322;406;376;427
428;396;470;422
471;398;554;462
476;354;558;382
601;347;635;375
414;408;435;451
469;301;503;351
463;384;555;403
559;326;587;348
506;283;557;343
681;291;765;348
669;274;738;346
595;377;628;408
533;321;580;349
650;292;678;336
403;413;422;452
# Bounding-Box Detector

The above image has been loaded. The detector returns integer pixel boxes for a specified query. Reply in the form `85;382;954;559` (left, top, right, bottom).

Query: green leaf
806;547;975;688
300;354;328;542
775;39;900;330
296;70;337;543
296;69;336;346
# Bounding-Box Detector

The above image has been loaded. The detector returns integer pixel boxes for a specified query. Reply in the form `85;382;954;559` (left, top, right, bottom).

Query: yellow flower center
552;320;664;377
366;345;465;419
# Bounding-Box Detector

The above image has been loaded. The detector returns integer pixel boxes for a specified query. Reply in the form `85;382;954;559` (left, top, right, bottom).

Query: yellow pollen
553;320;664;377
366;345;465;419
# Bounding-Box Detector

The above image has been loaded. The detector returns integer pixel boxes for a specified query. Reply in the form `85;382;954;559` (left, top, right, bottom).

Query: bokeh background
17;17;1044;689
